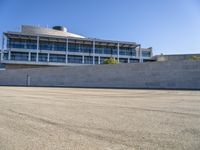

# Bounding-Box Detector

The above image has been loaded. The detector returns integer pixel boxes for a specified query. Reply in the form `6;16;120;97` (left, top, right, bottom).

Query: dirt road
0;87;200;150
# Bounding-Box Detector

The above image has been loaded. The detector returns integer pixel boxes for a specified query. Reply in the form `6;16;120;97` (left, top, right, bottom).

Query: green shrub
103;57;118;64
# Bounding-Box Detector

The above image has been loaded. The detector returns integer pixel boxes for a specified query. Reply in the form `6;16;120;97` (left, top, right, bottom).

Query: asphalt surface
0;87;200;150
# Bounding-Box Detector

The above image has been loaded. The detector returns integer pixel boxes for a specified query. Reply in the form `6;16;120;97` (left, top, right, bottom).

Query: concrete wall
154;54;200;62
0;60;200;89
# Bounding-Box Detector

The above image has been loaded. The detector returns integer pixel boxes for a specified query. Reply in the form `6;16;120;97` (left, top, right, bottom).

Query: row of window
7;39;150;57
3;52;141;64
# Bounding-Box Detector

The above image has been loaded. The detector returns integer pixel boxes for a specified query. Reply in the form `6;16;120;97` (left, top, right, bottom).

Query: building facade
0;25;153;69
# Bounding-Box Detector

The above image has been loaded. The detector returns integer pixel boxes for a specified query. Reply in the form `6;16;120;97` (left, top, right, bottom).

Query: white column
28;52;31;61
82;55;84;64
92;40;95;65
8;51;11;60
117;43;120;63
47;53;50;62
139;45;143;63
128;58;130;63
98;56;100;64
150;47;153;57
1;34;5;61
66;38;68;64
36;36;39;62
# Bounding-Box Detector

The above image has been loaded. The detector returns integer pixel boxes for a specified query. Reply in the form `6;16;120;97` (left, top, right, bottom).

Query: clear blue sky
0;0;200;55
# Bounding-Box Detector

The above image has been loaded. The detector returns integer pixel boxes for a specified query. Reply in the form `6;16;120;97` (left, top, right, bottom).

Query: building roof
20;25;85;38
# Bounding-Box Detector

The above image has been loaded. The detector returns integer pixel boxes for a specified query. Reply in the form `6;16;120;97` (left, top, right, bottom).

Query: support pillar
8;51;11;60
36;36;39;62
117;43;120;63
66;38;68;64
82;55;84;64
92;40;95;65
149;47;153;57
47;53;50;62
27;52;30;61
98;56;100;64
1;34;5;61
139;45;143;63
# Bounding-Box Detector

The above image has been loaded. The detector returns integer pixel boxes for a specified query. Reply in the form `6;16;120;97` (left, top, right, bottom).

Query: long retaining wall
0;61;200;89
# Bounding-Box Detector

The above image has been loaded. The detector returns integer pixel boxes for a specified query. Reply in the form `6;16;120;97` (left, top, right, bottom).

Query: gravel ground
0;87;200;150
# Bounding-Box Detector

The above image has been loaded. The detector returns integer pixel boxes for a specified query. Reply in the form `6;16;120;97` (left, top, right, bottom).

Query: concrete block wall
0;60;200;89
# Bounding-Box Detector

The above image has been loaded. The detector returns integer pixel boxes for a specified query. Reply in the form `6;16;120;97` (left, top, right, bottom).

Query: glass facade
8;38;37;50
84;56;93;64
130;59;139;63
68;43;93;53
39;41;53;51
49;54;65;63
39;53;48;62
3;34;152;65
68;55;82;64
95;57;99;64
3;52;8;60
6;37;141;57
119;48;136;56
142;51;151;57
95;45;118;55
54;42;66;51
40;41;66;51
11;52;28;61
119;58;128;63
31;53;36;61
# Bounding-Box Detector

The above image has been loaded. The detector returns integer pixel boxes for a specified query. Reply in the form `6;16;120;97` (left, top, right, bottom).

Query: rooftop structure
0;25;153;69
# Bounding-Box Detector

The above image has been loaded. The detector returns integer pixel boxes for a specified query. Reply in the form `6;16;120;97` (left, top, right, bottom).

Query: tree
103;57;118;64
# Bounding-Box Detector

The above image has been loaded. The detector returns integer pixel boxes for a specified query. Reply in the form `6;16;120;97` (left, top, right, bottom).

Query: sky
0;0;200;55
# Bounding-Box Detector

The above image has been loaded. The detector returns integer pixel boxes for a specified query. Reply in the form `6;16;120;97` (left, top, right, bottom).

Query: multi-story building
0;25;153;69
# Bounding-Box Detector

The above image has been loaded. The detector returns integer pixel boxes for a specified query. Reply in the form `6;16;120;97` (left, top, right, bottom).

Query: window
84;56;93;64
49;54;65;63
119;58;128;63
95;57;99;64
11;52;28;61
120;48;136;56
39;41;53;50
3;53;8;60
68;55;82;64
7;38;37;50
54;42;66;51
31;53;36;61
142;51;151;57
95;45;117;55
39;53;48;62
130;59;139;63
8;38;26;49
26;40;37;49
68;43;80;52
80;44;93;53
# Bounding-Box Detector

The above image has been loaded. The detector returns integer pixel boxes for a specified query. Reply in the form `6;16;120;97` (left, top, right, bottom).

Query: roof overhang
4;32;139;48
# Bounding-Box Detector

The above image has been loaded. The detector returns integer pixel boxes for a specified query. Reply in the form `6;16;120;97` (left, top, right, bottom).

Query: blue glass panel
49;54;65;63
11;52;28;61
39;53;48;62
68;55;82;64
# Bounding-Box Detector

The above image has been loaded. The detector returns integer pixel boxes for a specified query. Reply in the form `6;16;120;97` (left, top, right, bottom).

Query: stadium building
0;25;153;69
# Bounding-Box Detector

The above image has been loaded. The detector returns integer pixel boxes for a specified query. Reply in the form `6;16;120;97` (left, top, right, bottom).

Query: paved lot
0;87;200;150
